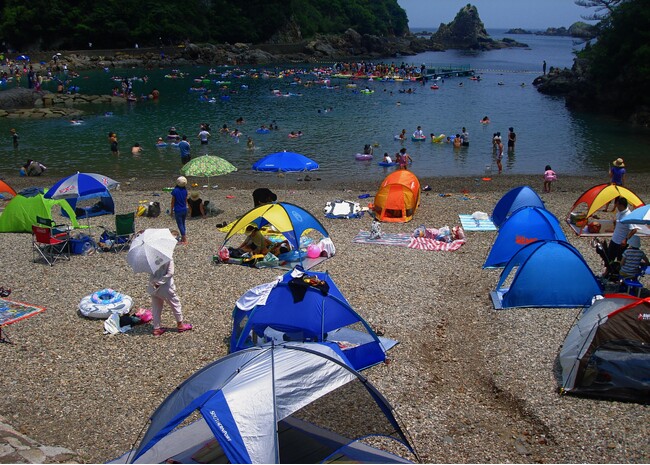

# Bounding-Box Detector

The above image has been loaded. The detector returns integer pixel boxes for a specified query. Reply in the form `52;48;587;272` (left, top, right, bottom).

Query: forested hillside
0;0;408;51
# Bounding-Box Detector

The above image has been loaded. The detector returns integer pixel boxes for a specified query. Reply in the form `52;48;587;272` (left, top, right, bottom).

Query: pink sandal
177;323;193;332
153;328;167;336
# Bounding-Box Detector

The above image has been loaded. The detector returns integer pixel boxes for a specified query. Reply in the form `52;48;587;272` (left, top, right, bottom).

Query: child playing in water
543;165;557;193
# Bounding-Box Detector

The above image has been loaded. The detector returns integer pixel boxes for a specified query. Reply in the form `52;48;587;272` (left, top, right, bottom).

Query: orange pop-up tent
0;180;17;198
371;170;421;222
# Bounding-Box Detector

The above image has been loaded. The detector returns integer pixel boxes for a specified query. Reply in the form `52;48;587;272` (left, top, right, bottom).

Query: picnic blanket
0;298;45;327
353;229;465;252
458;213;497;231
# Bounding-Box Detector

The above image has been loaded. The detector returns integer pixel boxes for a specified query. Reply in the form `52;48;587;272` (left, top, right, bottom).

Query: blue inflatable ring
91;288;123;305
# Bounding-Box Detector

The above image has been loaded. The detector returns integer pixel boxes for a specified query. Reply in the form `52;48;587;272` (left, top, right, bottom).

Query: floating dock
425;64;474;79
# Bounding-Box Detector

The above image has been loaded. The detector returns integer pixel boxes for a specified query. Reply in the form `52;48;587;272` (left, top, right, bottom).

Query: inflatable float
355;153;373;161
256;128;270;134
378;161;397;167
155;142;168;148
394;135;406;141
430;85;439;90
431;134;446;143
360;89;374;94
411;135;426;142
78;288;133;319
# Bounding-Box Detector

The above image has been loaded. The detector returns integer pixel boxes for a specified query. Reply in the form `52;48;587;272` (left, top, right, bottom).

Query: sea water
1;30;648;183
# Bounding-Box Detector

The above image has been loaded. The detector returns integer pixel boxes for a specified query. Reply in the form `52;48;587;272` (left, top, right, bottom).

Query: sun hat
613;158;625;167
176;176;187;187
190;191;200;200
627;235;640;248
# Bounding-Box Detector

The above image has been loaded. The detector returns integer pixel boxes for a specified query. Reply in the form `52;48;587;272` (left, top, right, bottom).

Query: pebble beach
1;172;649;463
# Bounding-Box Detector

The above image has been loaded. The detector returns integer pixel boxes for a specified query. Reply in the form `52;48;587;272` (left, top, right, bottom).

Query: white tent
112;342;417;464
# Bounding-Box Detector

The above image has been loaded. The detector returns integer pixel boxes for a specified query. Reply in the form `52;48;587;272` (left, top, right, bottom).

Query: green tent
0;193;81;233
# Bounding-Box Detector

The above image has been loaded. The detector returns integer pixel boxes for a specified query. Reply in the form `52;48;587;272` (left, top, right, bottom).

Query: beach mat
458;214;497;231
0;298;46;338
353;231;466;251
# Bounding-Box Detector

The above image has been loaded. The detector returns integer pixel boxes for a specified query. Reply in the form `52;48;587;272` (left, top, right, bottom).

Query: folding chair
32;225;70;266
35;216;68;236
100;212;136;252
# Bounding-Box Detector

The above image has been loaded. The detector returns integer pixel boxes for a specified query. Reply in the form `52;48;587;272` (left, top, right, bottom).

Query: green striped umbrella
180;155;237;187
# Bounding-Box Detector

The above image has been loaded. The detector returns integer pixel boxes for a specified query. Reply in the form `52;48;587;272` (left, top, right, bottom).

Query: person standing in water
109;132;119;156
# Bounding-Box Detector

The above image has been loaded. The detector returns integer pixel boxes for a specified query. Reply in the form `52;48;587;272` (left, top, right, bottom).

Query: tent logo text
637;313;650;321
515;235;538;245
209;410;232;442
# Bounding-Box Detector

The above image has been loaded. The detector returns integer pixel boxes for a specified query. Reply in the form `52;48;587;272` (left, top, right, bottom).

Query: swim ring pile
79;288;133;319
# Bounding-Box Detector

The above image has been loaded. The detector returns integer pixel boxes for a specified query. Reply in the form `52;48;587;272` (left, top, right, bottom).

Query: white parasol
127;229;177;274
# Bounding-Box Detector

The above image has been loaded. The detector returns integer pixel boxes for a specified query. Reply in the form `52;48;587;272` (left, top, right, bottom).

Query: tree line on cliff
535;0;650;122
0;0;408;51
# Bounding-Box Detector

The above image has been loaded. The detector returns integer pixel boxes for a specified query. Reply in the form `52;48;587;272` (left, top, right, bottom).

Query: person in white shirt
608;197;639;262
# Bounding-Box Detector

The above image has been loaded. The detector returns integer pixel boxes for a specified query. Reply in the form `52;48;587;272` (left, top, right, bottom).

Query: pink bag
218;246;230;262
134;308;153;324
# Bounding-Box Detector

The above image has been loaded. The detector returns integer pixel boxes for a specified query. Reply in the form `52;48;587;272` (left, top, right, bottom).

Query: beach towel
458;213;497;231
353;230;466;251
1;298;46;341
324;200;364;219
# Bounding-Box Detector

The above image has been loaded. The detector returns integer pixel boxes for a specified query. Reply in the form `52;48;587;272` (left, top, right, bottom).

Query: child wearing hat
619;235;648;279
171;176;188;244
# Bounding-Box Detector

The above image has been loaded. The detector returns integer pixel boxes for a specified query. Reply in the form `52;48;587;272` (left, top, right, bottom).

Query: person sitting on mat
239;224;289;256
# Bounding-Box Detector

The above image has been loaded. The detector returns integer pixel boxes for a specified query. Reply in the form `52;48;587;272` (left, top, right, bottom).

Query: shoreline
1;173;649;463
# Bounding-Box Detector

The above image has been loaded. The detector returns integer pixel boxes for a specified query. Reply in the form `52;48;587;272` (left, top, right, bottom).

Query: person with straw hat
187;191;206;219
170;176;189;244
604;158;626;212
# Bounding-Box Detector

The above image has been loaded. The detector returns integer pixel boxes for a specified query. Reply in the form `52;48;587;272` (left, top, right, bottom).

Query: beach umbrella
180;155;237;187
127;229;177;274
44;172;119;200
252;151;319;173
621;205;650;225
16;55;30;61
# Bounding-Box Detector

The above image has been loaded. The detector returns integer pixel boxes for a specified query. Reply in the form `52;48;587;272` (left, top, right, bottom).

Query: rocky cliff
430;4;527;50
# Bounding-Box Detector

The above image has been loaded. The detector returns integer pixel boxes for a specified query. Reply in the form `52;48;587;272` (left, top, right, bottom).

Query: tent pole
271;342;280;463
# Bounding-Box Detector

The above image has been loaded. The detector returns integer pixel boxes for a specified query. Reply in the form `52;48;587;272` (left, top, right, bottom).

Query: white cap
176;176;187;187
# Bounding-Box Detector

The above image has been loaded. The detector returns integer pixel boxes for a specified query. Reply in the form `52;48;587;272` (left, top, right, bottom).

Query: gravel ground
0;173;648;463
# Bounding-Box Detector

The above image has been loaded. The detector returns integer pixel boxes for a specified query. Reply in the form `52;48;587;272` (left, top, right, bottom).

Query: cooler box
70;236;93;254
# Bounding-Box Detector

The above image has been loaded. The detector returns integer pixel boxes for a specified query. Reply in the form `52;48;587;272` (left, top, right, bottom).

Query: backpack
146;202;161;218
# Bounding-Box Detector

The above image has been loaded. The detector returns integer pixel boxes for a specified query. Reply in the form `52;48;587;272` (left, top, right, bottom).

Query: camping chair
100;212;136;252
35;215;69;236
32;225;70;266
591;237;620;282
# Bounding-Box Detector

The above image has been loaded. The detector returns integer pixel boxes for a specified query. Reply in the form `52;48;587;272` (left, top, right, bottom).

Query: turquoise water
1;31;649;183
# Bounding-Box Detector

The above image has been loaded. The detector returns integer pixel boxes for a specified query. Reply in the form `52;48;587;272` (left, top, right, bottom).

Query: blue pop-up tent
490;240;602;309
492;186;545;228
483;206;566;268
112;342;419;464
230;269;397;371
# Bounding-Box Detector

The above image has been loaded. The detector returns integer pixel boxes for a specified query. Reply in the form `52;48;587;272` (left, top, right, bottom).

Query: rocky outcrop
0;90;128;118
430;4;527;50
507;22;598;40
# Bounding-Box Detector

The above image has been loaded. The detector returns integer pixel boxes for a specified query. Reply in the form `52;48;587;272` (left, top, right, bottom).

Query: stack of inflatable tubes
78;288;133;319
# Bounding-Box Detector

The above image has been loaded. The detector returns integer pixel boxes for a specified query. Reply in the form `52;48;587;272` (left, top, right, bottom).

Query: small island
506;22;598;39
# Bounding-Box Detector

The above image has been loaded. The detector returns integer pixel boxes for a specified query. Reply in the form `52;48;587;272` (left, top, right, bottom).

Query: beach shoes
177;323;193;332
153;328;167;336
0;287;11;297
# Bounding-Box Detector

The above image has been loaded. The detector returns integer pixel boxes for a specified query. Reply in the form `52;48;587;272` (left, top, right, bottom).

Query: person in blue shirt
171;176;189;244
178;135;191;165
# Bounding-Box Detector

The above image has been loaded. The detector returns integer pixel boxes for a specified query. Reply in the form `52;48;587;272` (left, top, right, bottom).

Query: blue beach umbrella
16;55;30;61
620;205;650;225
44;172;119;199
252;151;319;173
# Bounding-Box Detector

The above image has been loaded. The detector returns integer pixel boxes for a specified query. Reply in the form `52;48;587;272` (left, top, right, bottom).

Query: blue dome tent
230;269;397;371
492;186;545;228
490;240;602;309
483;206;567;268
